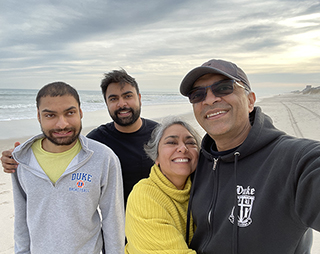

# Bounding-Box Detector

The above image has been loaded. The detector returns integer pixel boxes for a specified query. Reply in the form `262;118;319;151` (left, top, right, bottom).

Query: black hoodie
188;107;320;253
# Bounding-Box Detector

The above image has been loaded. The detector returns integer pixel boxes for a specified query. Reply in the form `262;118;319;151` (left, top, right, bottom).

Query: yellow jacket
125;164;196;254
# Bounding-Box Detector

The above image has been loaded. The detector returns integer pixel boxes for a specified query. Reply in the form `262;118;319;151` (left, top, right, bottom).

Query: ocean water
0;88;189;122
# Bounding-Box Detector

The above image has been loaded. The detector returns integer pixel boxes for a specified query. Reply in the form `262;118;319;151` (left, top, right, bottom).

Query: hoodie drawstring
232;151;240;254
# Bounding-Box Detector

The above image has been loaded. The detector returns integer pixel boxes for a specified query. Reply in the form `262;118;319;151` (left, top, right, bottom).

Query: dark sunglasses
187;79;246;104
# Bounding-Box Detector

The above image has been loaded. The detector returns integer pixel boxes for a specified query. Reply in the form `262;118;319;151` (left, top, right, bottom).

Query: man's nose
56;116;68;129
118;97;128;107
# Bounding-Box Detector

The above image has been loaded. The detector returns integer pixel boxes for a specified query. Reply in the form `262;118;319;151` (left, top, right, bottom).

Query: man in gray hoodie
11;81;124;254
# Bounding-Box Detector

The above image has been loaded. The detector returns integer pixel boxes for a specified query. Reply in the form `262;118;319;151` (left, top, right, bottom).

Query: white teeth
173;158;189;162
206;111;226;118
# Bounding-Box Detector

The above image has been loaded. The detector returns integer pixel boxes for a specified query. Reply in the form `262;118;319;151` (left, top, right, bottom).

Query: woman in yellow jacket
125;116;200;254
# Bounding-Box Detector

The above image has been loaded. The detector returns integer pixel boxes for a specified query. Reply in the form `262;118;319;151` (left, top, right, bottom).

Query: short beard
111;107;141;127
42;125;82;146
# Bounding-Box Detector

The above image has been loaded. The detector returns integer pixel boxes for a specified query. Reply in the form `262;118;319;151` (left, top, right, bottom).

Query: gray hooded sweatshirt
12;134;125;254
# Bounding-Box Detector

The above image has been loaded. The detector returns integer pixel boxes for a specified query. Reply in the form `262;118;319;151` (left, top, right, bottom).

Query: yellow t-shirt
32;138;81;183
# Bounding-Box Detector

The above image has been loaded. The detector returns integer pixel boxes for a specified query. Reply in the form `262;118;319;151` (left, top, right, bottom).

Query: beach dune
1;94;320;253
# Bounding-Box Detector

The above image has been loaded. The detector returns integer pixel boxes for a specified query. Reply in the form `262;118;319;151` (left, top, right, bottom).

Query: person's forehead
193;73;227;87
38;95;79;109
106;82;136;95
162;124;192;139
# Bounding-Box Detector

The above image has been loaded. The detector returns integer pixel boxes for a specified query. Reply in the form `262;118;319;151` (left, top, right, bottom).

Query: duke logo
76;180;85;188
229;185;255;227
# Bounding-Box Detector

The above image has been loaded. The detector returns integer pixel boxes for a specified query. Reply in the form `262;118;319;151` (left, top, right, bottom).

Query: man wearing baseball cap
180;59;320;253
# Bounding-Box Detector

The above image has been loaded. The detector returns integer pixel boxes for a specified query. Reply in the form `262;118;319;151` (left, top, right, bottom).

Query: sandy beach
1;94;320;253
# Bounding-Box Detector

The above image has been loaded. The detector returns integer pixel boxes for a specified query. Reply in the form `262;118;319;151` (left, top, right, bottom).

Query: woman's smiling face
155;124;199;189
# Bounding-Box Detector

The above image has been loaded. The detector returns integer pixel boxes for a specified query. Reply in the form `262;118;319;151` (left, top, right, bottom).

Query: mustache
115;107;132;114
49;127;75;133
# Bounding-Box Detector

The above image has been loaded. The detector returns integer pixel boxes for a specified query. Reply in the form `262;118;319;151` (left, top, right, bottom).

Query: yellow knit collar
150;164;192;203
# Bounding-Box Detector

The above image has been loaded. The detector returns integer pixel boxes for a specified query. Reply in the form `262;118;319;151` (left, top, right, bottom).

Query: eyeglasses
187;79;247;104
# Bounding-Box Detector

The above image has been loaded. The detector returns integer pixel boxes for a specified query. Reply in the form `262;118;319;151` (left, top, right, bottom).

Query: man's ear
248;92;256;113
138;93;142;104
37;110;41;123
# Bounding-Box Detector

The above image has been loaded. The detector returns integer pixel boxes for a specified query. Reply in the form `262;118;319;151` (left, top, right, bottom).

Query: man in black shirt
87;69;158;206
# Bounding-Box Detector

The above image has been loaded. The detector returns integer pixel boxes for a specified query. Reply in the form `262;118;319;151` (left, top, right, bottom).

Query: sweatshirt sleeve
99;151;125;253
293;141;320;231
11;172;31;254
125;183;196;254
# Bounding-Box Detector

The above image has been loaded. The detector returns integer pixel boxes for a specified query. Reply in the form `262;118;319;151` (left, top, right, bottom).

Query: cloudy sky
1;0;319;98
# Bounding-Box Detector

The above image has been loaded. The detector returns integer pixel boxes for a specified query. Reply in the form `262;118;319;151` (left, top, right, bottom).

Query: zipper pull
212;158;218;171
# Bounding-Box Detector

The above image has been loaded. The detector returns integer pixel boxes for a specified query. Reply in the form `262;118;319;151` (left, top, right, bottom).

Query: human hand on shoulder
1;142;20;173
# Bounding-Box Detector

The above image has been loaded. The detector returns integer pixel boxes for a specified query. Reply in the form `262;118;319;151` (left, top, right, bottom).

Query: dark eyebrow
41;106;76;114
107;94;118;99
108;90;133;100
41;109;55;113
64;106;77;112
121;91;134;96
